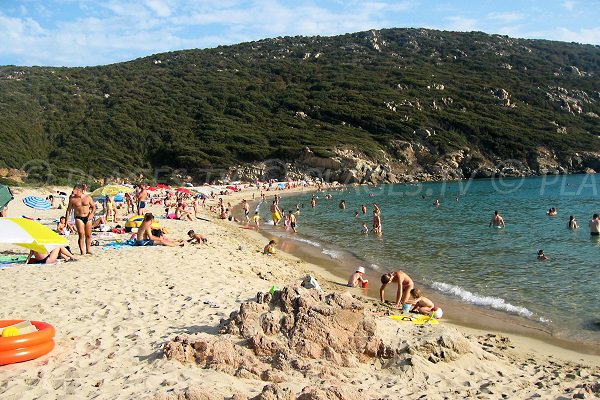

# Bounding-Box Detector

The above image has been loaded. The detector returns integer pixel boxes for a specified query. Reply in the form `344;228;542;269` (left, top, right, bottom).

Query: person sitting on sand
380;270;414;308
176;202;195;221
489;210;505;228
347;266;368;288
568;215;578;229
409;288;435;314
56;216;76;235
263;240;276;255
26;246;76;264
187;230;208;244
135;213;183;247
537;249;549;261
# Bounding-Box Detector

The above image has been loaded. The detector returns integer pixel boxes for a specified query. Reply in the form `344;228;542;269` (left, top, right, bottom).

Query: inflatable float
124;215;162;232
0;320;55;366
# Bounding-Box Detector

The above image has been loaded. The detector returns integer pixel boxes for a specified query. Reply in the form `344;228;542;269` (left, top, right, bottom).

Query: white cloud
145;0;172;17
561;0;576;11
445;16;479;32
550;26;600;44
487;12;524;23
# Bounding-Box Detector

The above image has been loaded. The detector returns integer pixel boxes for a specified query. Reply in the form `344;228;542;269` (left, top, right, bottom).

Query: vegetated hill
0;28;599;184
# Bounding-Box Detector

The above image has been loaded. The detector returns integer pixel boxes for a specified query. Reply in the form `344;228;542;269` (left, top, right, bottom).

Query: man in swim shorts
136;213;183;247
66;184;96;255
589;213;600;236
288;210;297;233
379;270;414;308
136;184;148;215
242;199;250;222
489;210;505;227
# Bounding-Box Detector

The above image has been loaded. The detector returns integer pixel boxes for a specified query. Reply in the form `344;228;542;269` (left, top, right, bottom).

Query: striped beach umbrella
22;196;52;210
0;218;68;253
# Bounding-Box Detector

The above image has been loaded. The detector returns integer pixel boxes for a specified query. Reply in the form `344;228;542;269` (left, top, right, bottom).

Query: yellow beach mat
389;314;439;325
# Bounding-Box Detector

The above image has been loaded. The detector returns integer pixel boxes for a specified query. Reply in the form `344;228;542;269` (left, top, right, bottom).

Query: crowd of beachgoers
0;180;598;399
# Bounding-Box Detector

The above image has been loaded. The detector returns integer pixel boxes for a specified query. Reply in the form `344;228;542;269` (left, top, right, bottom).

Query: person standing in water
361;204;367;214
339;200;346;209
310;195;316;208
270;200;282;226
242;199;250;223
589;214;600;236
568;216;578;229
489;210;505;228
372;208;382;235
288;210;297;233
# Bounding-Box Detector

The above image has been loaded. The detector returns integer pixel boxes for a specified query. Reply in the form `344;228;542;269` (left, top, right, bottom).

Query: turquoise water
258;175;600;345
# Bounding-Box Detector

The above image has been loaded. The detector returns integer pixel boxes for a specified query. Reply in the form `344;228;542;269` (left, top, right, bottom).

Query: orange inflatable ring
0;320;55;366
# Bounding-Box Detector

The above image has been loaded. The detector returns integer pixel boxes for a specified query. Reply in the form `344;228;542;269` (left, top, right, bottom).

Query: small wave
369;263;384;272
293;237;322;248
322;249;342;259
431;281;536;319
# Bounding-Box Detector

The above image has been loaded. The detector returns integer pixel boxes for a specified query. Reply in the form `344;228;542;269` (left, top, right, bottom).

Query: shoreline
230;186;600;360
0;184;598;399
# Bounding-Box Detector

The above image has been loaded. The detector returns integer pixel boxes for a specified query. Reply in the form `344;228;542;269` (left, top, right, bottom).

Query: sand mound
161;284;488;398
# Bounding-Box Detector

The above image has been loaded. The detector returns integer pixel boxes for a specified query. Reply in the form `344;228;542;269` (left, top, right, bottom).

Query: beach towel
102;239;137;250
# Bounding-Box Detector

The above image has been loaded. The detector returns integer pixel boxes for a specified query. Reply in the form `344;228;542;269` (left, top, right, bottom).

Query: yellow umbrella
91;184;134;197
0;218;68;253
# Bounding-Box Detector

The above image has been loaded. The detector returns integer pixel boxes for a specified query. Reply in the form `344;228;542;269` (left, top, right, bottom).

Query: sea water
258;174;600;346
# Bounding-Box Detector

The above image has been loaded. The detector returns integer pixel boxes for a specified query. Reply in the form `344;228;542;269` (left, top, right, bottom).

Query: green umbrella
0;184;13;209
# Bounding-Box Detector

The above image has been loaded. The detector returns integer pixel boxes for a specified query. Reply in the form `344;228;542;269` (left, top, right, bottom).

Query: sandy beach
1;186;598;399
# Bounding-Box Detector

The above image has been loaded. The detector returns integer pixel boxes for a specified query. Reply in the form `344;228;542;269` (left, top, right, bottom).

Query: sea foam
321;249;342;259
431;281;535;319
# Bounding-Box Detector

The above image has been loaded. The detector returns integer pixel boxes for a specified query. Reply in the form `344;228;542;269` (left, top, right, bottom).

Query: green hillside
0;28;599;183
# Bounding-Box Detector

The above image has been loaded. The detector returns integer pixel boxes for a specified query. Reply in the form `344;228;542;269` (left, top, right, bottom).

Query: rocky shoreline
224;145;600;185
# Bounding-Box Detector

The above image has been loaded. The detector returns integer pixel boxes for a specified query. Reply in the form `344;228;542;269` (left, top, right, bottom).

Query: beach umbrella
91;184;134;197
156;184;171;189
0;218;68;253
0;184;14;209
147;186;157;191
176;187;192;195
23;196;52;210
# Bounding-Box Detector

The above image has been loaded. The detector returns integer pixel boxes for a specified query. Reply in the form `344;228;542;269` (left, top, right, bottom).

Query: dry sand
0;186;598;399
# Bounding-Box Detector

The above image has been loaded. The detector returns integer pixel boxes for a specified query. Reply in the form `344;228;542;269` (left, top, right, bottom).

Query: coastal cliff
224;145;600;184
0;28;599;184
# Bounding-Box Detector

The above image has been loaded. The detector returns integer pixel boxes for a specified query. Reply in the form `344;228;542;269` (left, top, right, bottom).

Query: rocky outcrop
162;285;487;398
223;143;600;185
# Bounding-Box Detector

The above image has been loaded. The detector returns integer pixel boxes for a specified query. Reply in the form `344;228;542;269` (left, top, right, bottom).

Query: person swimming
489;210;505;228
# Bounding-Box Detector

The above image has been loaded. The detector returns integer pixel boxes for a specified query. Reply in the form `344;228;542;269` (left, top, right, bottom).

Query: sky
0;0;599;67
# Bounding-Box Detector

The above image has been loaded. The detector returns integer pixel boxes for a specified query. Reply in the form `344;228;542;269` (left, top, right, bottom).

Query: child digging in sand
187;230;208;244
263;240;276;255
347;266;369;288
409;288;436;314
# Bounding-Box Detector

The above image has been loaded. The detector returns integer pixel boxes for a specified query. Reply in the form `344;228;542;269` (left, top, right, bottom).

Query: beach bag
302;275;321;290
